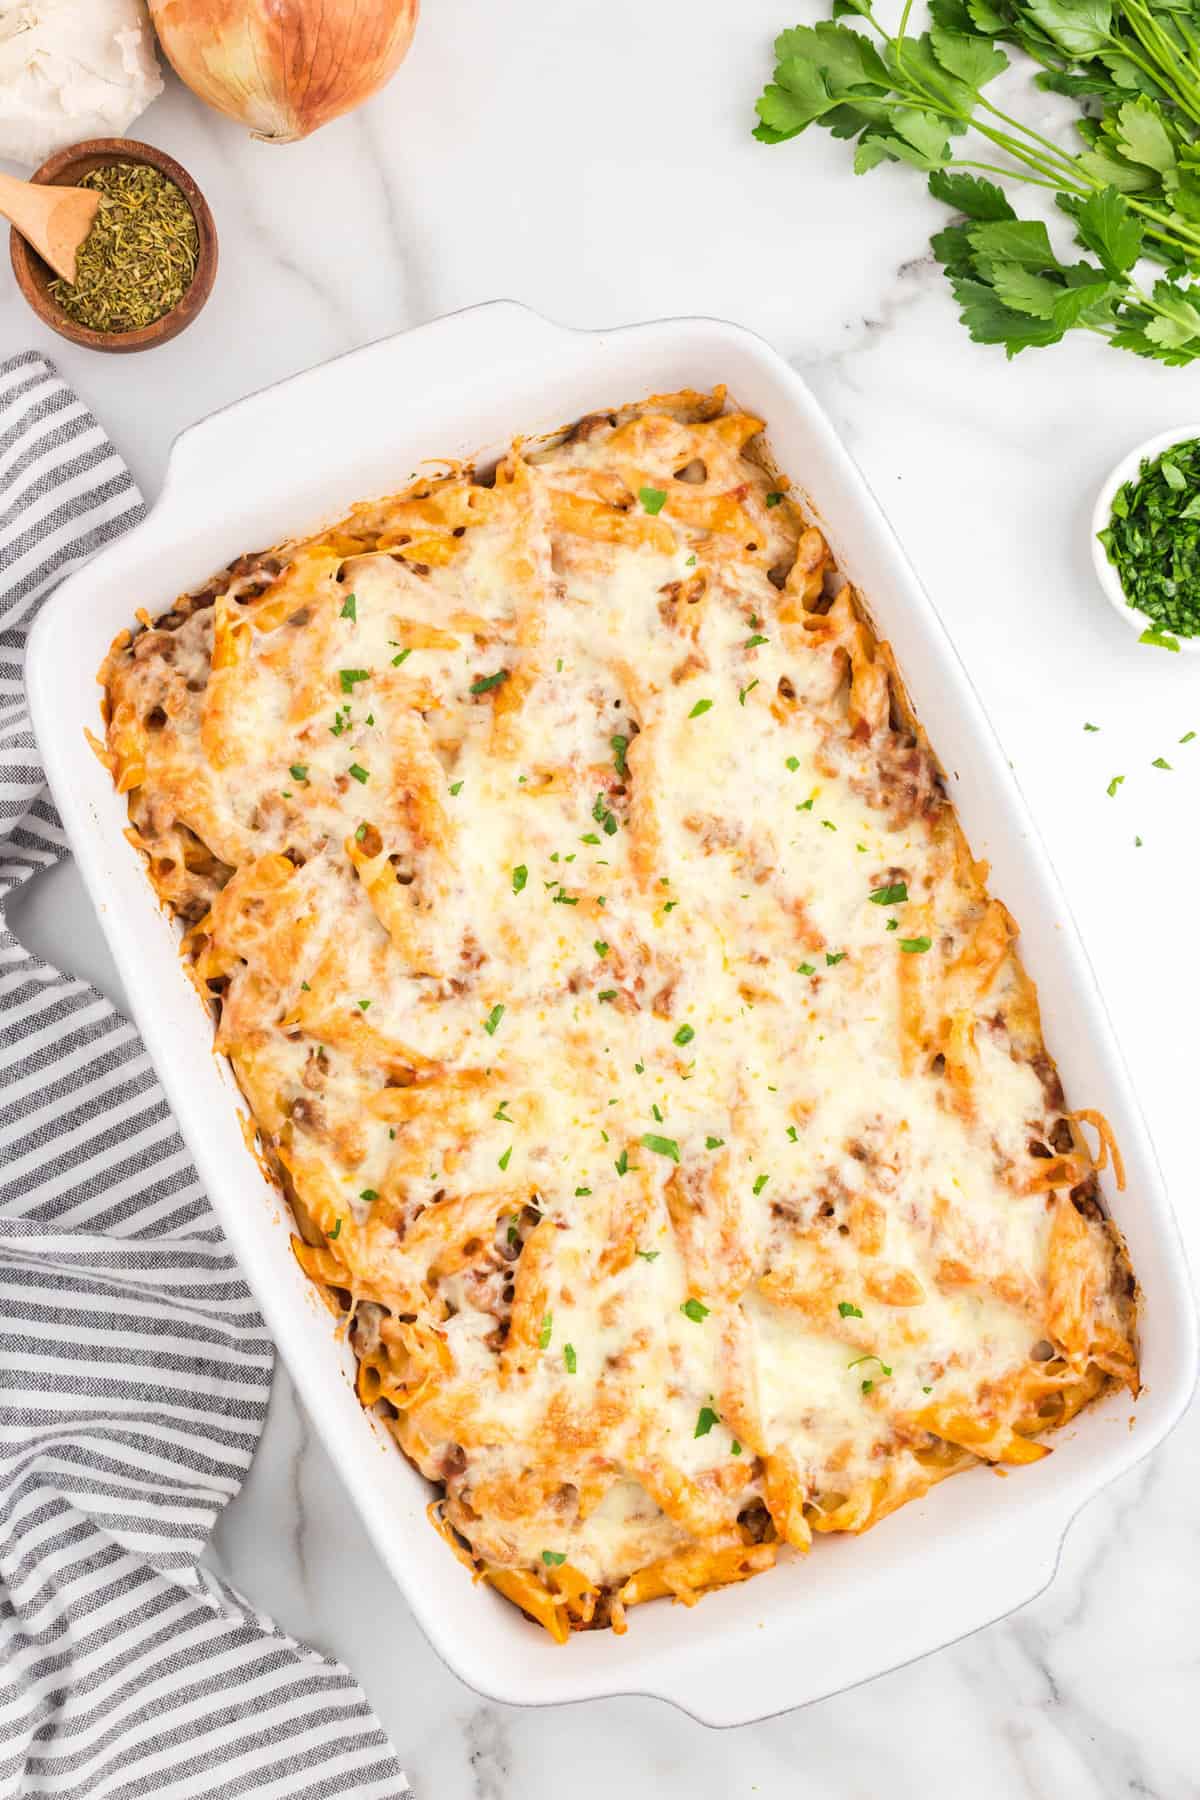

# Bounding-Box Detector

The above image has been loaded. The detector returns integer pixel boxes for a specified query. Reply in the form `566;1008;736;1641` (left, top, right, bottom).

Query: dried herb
1099;438;1200;638
49;163;198;334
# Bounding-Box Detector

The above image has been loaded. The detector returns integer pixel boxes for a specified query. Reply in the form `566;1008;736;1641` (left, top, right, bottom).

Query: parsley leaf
541;1549;567;1566
470;669;510;695
688;698;713;718
636;1248;659;1262
498;1145;513;1171
694;1405;719;1437
639;486;668;515
1152;756;1172;769
825;951;846;966
339;668;369;693
752;1173;769;1195
1107;775;1125;797
512;864;528;894
641;1133;680;1162
340;594;357;620
900;936;932;954
611;733;630;779
681;1298;709;1323
289;763;308;781
838;1301;863;1318
483;1003;505;1036
705;1135;724;1150
673;1024;695;1047
538;1311;553;1350
869;881;908;905
563;1343;577;1374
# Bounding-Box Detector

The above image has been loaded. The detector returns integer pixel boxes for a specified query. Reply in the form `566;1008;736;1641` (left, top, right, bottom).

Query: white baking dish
25;302;1197;1725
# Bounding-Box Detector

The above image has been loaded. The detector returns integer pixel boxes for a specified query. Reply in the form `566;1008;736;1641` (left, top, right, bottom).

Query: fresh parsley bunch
754;0;1200;363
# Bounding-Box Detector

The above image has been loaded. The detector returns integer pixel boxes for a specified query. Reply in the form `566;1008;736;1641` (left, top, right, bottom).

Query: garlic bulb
147;0;419;144
0;0;163;168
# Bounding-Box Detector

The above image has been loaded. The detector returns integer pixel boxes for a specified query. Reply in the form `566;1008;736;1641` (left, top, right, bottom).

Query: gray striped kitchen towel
0;352;413;1799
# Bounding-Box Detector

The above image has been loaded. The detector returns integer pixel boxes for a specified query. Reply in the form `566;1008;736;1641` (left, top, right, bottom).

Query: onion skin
148;0;419;142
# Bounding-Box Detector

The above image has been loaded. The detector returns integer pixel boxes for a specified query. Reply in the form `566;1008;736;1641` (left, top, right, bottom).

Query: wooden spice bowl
9;138;218;354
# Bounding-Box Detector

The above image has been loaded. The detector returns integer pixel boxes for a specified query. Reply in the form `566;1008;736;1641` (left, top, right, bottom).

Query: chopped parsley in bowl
1092;428;1200;653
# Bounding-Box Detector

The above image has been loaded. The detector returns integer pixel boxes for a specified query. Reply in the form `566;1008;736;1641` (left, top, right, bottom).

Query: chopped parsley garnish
615;1148;632;1176
611;734;629;779
391;648;412;666
598;989;618;1003
694;1406;719;1438
821;819;837;832
449;780;464;795
470;669;510;695
886;919;898;931
339;668;369;693
538;1311;553;1350
861;1380;875;1394
705;1135;724;1150
356;998;371;1011
849;1353;893;1376
797;962;816;976
681;1298;709;1323
825;951;846;966
663;899;679;912
838;1301;863;1319
786;1125;798;1143
289;763;308;782
752;1173;769;1195
765;492;782;507
348;763;369;784
636;1248;659;1262
300;981;310;992
592;793;619;836
498;1145;513;1171
651;1103;663;1122
340;594;357;620
673;1024;695;1047
1141;629;1181;651
329;1217;342;1240
869;881;908;906
785;756;800;772
594;940;609;957
739;680;759;706
745;633;769;650
639;485;667;515
900;937;932;954
552;888;579;905
797;797;814;812
507;1216;519;1246
688;698;713;718
1152;756;1172;769
731;1439;743;1455
1182;731;1197;744
541;1550;566;1567
512;864;528;894
922;1385;934;1395
575;1185;592;1196
1107;775;1125;797
354;823;367;843
1083;722;1099;732
1136;835;1144;846
641;1133;680;1162
358;1190;379;1205
483;1003;505;1036
494;1101;512;1122
563;1343;577;1374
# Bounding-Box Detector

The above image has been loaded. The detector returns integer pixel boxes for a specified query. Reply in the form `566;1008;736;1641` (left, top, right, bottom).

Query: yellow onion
148;0;419;142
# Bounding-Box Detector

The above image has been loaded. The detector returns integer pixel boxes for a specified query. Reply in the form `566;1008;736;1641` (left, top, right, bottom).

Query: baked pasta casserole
96;388;1138;1640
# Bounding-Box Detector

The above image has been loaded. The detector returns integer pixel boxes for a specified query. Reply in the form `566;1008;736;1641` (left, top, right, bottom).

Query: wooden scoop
0;171;100;283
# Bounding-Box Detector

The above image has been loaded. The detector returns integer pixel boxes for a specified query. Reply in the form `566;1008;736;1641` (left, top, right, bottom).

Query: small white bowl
1091;425;1200;653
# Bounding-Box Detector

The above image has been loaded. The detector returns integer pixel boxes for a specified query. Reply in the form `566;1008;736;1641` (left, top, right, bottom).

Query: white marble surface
5;1;1200;1791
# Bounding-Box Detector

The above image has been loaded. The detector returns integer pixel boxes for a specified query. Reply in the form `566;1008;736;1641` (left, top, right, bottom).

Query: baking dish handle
160;301;580;494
